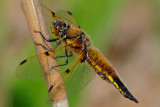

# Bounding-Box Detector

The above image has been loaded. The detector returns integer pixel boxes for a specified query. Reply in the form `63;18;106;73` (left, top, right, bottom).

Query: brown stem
20;0;69;106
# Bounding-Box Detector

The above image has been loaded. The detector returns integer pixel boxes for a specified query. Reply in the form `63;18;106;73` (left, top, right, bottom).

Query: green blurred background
1;0;160;107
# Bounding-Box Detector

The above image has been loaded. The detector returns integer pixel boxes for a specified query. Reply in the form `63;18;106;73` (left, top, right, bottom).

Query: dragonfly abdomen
87;48;138;103
87;48;116;79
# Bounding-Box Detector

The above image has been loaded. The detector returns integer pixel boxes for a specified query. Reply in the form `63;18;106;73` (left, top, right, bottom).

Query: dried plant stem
20;0;69;107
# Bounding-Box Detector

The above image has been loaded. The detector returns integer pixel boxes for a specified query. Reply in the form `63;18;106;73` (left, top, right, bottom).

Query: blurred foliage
149;0;160;76
0;0;7;49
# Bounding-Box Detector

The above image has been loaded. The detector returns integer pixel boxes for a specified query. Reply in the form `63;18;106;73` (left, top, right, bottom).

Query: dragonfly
16;4;138;104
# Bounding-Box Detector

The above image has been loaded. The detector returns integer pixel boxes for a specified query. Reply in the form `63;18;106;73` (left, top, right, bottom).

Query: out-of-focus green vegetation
1;0;160;107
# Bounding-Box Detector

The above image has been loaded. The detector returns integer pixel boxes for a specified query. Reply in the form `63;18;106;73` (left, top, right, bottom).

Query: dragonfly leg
34;42;51;51
34;30;61;51
34;40;61;53
48;48;72;92
34;30;59;42
50;41;61;51
56;50;73;58
49;47;71;71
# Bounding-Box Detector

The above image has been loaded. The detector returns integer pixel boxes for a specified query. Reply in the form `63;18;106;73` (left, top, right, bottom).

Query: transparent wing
16;55;43;79
42;4;79;31
56;10;79;27
63;61;96;98
16;45;66;79
16;44;96;102
49;52;97;103
16;44;81;79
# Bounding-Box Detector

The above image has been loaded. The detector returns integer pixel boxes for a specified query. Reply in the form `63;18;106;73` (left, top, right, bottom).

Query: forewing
50;54;96;101
63;61;96;98
16;45;66;79
56;10;79;27
16;54;45;79
16;44;96;102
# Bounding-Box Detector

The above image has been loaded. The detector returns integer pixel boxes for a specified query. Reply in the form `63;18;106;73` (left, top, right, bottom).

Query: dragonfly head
51;21;67;36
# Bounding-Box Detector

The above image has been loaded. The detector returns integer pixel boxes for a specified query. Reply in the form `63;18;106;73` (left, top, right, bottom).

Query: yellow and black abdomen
87;48;138;103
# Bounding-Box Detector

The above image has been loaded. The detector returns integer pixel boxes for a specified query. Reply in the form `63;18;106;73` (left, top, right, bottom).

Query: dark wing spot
51;12;55;17
48;85;53;92
20;59;27;65
78;26;81;28
67;11;72;15
45;51;50;56
65;69;70;74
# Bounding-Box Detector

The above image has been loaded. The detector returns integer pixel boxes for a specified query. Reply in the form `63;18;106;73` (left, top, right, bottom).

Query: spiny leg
34;42;51;51
34;30;59;51
49;47;71;70
34;39;61;53
50;41;61;52
48;48;73;92
56;50;73;58
34;30;59;42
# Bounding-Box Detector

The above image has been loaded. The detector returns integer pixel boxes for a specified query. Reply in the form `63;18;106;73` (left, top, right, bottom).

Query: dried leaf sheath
20;0;69;106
